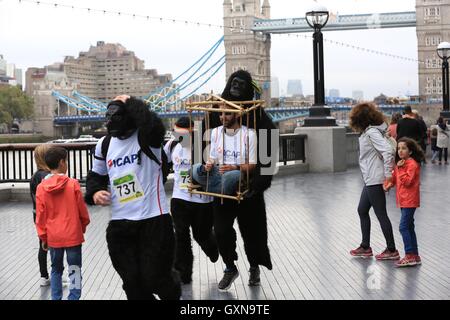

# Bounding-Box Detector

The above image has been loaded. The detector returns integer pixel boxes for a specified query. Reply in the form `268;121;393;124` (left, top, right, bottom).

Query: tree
0;86;34;129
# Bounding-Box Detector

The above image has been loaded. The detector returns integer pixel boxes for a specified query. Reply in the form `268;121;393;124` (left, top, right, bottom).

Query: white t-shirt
209;125;257;165
91;131;169;221
164;140;212;204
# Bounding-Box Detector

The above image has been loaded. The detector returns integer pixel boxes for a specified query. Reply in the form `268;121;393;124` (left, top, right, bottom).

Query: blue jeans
399;208;418;255
192;163;241;195
49;245;82;300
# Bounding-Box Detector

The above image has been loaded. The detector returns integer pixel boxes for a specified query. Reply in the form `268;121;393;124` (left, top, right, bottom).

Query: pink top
388;124;397;140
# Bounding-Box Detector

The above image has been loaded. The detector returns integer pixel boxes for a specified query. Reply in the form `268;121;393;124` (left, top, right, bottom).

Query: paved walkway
0;165;449;300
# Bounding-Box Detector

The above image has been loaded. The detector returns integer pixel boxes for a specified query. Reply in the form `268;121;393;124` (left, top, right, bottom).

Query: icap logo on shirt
175;156;190;166
108;154;139;168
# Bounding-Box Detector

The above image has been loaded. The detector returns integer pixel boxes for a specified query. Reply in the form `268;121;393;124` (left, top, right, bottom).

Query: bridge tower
416;0;450;103
223;0;271;102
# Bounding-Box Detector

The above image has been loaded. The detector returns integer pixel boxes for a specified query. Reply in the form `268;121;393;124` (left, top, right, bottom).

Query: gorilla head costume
221;70;255;102
105;96;165;148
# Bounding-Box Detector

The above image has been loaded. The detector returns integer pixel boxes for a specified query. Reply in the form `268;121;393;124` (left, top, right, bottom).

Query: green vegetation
0;86;34;130
0;135;51;144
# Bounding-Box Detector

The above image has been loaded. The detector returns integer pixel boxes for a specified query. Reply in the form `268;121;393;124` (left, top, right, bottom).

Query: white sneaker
40;277;50;287
63;276;71;286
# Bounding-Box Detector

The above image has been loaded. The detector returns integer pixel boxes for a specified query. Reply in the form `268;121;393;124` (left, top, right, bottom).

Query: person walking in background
35;146;90;300
412;110;428;159
384;137;424;267
396;106;422;144
435;117;449;165
30;144;52;286
430;125;440;164
348;102;399;260
388;113;402;140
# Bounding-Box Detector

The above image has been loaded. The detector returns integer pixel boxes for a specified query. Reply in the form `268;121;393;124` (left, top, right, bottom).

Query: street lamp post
437;42;450;119
303;3;336;127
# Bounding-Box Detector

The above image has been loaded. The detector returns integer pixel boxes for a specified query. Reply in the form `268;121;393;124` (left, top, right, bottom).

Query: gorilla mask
221;70;254;102
105;100;136;138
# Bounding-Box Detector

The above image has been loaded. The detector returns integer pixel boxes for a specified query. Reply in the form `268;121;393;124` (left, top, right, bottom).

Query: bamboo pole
185;101;229;107
186;106;245;114
210;94;244;110
190;190;244;201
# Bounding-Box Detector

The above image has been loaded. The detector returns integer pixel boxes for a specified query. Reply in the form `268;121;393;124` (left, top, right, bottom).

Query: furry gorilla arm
127;97;166;149
84;171;109;205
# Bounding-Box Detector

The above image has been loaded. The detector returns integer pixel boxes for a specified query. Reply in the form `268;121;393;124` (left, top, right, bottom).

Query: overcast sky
0;0;418;99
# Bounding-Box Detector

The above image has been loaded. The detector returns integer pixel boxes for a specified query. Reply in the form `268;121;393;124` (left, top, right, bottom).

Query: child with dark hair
36;146;90;300
385;137;424;267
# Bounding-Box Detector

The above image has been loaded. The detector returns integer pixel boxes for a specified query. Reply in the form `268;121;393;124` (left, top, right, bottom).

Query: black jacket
397;117;422;143
30;169;49;220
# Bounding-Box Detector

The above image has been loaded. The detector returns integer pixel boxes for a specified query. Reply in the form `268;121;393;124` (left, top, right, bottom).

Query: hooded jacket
359;122;395;186
36;174;90;248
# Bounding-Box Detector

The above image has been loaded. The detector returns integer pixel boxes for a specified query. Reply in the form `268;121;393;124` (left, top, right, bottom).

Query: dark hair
404;105;412;115
437;116;448;130
396;137;424;164
44;146;68;170
175;116;194;129
390;112;402;125
349;102;386;132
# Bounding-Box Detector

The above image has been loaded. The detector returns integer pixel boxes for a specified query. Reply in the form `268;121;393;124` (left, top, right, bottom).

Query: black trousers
170;198;217;278
213;193;272;270
106;214;181;300
438;148;448;162
357;185;396;251
34;213;48;278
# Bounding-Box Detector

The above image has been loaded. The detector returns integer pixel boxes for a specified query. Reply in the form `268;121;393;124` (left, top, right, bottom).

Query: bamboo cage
185;94;264;203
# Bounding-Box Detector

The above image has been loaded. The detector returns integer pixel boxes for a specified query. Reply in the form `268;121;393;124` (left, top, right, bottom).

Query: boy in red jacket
384;137;424;267
36;146;90;300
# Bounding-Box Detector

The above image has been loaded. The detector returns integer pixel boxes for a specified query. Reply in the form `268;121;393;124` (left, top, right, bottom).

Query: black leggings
106;214;181;300
357;185;396;251
38;238;49;278
438;148;448;162
34;213;48;278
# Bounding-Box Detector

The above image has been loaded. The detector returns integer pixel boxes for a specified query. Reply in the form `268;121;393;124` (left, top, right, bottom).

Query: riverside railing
0;135;307;184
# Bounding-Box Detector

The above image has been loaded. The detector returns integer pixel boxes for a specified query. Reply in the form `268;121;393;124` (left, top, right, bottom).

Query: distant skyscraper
352;90;364;101
271;77;280;98
328;89;340;98
287;80;303;96
15;68;23;87
0;55;6;76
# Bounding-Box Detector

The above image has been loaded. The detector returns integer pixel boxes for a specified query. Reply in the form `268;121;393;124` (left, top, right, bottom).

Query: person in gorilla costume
85;95;181;300
200;70;276;290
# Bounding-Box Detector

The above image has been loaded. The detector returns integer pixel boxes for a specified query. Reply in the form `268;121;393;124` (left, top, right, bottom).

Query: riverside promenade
0;166;449;300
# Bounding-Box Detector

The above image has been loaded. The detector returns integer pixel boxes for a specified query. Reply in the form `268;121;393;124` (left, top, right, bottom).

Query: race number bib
112;172;144;204
179;170;190;190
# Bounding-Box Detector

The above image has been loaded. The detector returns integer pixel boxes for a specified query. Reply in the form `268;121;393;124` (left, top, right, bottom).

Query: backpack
99;132;170;184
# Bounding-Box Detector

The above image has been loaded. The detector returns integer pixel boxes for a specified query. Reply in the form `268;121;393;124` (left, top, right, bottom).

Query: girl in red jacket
385;137;424;267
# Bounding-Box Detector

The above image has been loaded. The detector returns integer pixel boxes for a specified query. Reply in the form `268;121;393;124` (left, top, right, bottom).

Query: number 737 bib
112;172;145;204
